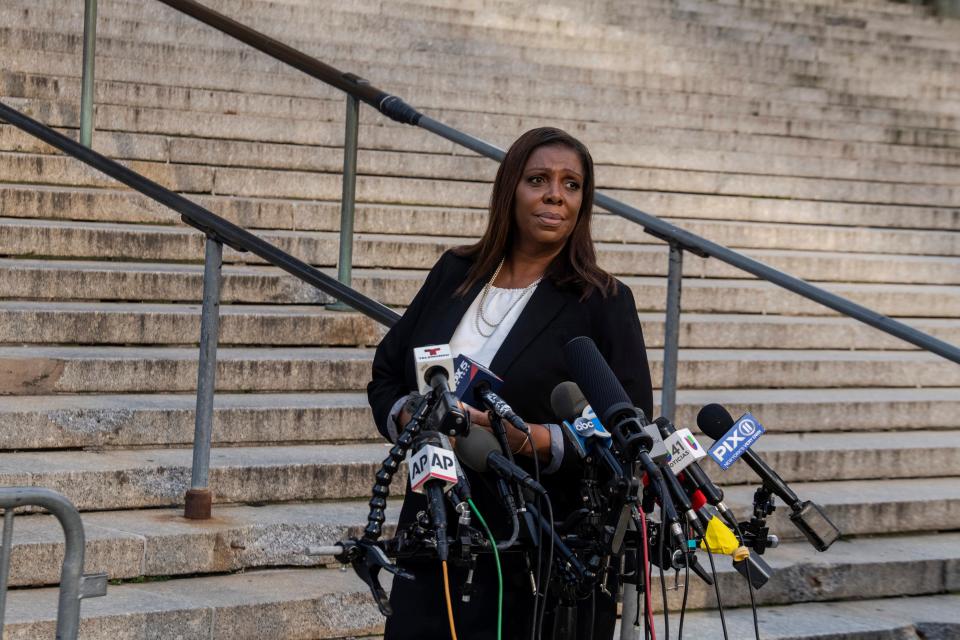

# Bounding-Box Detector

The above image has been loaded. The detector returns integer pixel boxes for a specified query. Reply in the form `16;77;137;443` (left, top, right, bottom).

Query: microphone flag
707;412;766;470
408;444;459;493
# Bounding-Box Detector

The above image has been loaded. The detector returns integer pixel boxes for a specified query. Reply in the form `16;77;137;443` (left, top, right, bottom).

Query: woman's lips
535;213;564;226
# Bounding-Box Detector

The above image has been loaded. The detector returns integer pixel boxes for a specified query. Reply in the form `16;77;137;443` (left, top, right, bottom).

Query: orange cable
441;560;459;640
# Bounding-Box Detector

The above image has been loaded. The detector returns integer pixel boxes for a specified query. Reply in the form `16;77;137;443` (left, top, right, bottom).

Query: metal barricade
0;488;107;640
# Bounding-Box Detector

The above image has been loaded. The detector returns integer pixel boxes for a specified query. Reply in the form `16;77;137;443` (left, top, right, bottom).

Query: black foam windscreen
562;336;633;426
549;381;588;423
696;403;736;441
452;425;499;473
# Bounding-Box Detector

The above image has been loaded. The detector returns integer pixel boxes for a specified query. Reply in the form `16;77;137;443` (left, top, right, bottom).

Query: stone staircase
1;0;959;637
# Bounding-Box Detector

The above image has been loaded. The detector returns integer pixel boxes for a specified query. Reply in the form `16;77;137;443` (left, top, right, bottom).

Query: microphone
454;427;547;497
452;354;502;408
551;381;613;457
413;344;468;435
453;355;529;434
562;337;685;546
697;404;841;552
654;416;741;532
409;432;457;561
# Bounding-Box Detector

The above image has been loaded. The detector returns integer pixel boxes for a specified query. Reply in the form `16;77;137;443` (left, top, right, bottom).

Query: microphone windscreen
550;381;588;422
563;336;633;425
453;427;500;473
696;403;736;441
690;489;707;511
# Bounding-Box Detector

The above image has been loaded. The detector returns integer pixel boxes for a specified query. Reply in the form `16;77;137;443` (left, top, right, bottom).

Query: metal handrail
0;488;107;640
150;0;960;367
0;102;399;328
0;99;401;519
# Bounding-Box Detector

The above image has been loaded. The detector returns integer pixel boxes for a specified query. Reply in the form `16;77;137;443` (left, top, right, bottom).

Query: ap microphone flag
408;443;459;493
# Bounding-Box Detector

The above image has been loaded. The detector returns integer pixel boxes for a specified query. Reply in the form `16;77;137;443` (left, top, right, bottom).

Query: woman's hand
461;402;550;463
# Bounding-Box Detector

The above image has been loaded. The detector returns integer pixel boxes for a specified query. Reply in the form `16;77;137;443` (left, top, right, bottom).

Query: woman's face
512;144;584;255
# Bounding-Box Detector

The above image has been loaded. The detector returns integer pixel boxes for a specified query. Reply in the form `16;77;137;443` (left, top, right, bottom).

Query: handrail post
80;0;98;147
328;89;362;311
0;489;107;640
0;510;14;629
661;241;684;422
185;236;223;519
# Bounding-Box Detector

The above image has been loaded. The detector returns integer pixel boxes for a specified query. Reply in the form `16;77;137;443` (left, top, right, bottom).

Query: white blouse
448;283;540;366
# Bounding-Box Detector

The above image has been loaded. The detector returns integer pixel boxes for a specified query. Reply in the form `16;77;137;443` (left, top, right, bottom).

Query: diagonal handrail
152;0;960;366
0;101;400;328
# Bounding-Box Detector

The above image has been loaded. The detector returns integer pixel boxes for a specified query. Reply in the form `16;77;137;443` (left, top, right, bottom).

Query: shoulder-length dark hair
454;127;615;300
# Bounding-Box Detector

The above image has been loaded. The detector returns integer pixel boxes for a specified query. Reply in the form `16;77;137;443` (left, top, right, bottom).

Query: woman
368;127;652;640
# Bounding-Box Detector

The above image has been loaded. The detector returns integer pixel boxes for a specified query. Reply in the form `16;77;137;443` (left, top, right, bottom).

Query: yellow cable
442;560;459;640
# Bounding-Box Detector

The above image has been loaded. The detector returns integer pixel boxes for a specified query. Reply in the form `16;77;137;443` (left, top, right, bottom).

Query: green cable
467;498;502;640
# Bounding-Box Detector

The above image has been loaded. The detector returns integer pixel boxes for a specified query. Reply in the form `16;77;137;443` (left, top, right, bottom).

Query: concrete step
701;429;960;486
3;259;959;318
12;1;960;99
10;57;960;152
0;432;955;511
2;387;957;451
11;63;960;155
4;302;959;351
18;0;960;63
0;301;388;347
674;387;960;434
10;70;960;171
645;533;960;616
0;443;397;511
3;566;384;639
30;0;960;59
6;122;960;190
7;140;960;208
1;480;960;592
2;549;958;638
0;393;379;450
722;476;960;542
0;500;400;587
5;182;960;241
0;345;958;394
624;594;960;639
7;17;958;133
4;218;960;285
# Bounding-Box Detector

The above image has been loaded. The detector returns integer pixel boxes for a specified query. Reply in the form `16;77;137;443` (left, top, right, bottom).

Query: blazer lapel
433;275;487;344
489;278;569;376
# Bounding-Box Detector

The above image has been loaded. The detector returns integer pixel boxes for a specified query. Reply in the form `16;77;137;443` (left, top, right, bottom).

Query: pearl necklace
474;258;542;338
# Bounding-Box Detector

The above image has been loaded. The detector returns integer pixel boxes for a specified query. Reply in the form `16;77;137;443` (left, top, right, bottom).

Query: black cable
535;497;555;640
657;516;669;640
703;542;730;640
530;503;542;640
678;549;690;640
731;523;761;640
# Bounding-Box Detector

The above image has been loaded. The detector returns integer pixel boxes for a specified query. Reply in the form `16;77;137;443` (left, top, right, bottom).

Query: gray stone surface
0;392;377;448
617;594;960;639
0;345;956;394
0;444;400;510
0;0;958;637
723;477;960;538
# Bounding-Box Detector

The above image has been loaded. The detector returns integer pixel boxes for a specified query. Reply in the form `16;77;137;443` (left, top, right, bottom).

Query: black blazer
369;250;653;640
368;251;653;515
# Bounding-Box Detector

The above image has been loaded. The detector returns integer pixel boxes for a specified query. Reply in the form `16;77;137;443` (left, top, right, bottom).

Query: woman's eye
528;175;544;184
565;181;581;190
